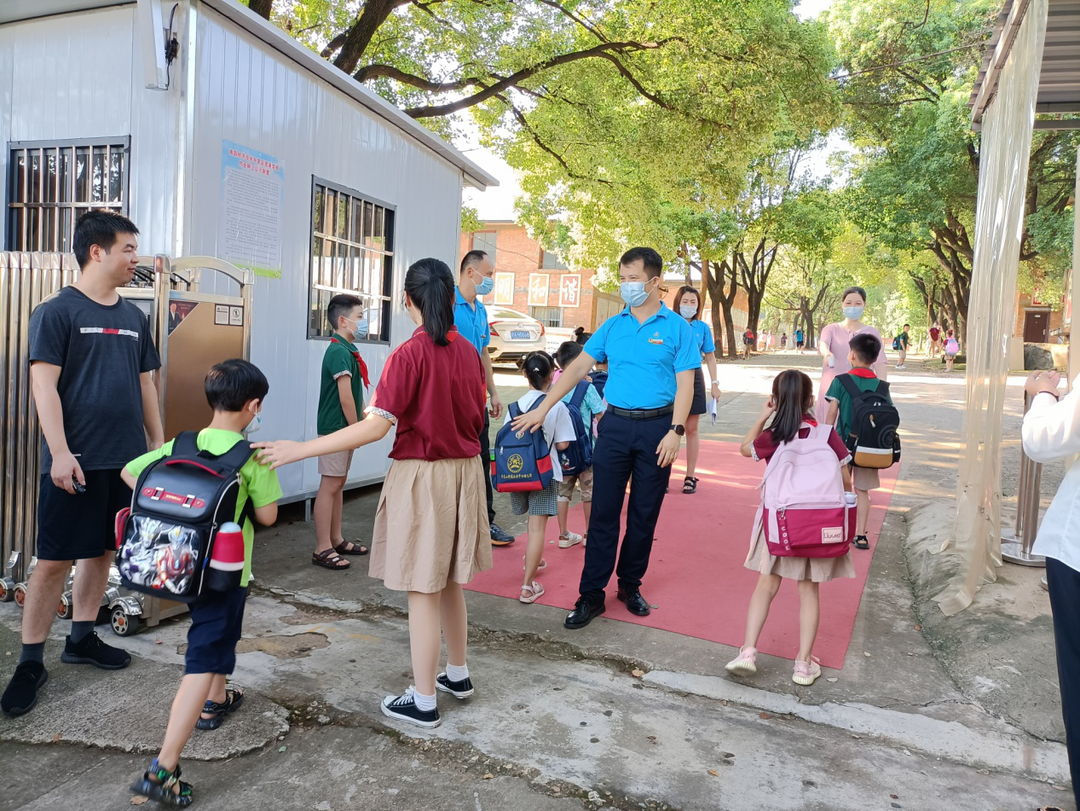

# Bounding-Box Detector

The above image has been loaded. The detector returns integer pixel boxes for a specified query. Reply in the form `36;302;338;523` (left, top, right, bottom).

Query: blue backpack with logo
558;381;593;477
492;399;554;492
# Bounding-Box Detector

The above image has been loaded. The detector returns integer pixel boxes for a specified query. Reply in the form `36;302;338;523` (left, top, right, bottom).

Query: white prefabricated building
0;0;498;503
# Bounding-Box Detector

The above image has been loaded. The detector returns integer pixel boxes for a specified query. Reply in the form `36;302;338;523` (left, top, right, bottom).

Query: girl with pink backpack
727;370;856;686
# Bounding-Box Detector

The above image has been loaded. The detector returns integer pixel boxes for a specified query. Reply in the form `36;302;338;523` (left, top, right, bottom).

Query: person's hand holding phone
51;451;84;495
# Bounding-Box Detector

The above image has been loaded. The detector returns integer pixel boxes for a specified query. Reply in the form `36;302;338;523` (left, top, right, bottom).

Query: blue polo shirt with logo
583;303;699;409
453;287;489;356
688;319;716;354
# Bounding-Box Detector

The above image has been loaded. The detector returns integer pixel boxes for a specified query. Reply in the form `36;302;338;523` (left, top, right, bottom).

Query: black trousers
579;412;672;600
1047;557;1080;806
478;412;495;525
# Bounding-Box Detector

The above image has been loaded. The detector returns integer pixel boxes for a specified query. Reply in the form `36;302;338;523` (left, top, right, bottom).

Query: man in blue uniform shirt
513;247;697;628
455;250;515;545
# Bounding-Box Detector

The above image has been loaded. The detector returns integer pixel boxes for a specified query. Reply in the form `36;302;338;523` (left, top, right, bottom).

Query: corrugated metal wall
185;5;467;499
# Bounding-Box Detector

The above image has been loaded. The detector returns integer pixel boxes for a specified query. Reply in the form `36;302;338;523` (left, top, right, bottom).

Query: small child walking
257;258;492;729
727;370;855;686
127;359;282;805
944;330;960;372
553;341;605;549
507;351;576;603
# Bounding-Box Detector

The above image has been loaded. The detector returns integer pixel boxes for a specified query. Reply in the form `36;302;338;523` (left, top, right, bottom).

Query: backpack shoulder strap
215;438;256;473
875;380;891;398
837;374;862;399
171;431;200;458
508;402;522;420
569;381;589;409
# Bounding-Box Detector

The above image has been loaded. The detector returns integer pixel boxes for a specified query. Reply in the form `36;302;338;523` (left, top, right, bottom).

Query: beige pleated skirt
369;456;493;593
743;519;856;583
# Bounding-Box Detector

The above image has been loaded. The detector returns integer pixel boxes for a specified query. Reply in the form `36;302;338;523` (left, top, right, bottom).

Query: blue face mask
475;275;495;297
348;317;369;340
245;408;262;434
620;281;652;308
843;305;865;321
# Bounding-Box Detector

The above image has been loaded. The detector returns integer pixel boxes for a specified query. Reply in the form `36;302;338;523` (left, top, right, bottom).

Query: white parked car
487;307;546;367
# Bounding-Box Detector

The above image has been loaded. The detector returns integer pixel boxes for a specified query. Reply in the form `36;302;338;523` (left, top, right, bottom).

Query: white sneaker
896;364;906;370
558;532;583;549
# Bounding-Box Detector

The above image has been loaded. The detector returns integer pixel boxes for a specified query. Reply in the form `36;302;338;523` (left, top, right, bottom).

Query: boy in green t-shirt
313;294;370;570
825;332;892;551
124;359;281;806
896;324;910;370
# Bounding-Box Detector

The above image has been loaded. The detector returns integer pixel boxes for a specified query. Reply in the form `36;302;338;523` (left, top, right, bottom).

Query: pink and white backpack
759;424;853;558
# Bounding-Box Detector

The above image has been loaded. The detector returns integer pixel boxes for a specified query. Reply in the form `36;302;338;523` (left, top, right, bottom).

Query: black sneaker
381;688;441;728
435;672;474;700
1;661;48;717
490;522;515;546
61;632;131;670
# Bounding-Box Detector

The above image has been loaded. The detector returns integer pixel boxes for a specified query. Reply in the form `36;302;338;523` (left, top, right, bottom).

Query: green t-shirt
825;372;893;442
898;331;909;350
317;333;363;436
124;428;283;587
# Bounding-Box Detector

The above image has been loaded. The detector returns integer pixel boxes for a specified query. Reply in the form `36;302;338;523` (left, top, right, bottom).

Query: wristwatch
670;424;686;437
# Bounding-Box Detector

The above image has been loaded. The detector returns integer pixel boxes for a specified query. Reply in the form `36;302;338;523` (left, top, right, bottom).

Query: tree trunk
333;0;408;75
248;0;273;19
703;253;740;359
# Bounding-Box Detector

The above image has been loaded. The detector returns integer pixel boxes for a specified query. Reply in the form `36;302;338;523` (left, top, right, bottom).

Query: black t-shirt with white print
29;286;161;472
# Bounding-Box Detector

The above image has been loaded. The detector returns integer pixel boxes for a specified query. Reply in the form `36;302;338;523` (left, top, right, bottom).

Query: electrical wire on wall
164;3;180;89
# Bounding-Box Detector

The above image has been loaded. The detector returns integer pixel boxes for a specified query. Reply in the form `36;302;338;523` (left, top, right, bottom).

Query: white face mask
679;304;698;319
245;408;262;434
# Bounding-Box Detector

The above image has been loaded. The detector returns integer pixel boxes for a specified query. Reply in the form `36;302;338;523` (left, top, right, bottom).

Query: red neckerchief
803;417;818;426
848;368;877;379
332;337;370;389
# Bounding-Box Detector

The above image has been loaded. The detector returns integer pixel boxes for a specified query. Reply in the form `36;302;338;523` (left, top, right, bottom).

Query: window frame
529;306;564;329
307;177;396;344
471;231;498;264
6;137;131;253
540;249;567;270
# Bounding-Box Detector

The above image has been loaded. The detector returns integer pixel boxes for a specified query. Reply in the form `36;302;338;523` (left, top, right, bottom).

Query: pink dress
816;322;887;422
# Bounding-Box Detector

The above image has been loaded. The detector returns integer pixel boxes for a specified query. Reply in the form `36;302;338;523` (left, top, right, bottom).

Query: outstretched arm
254;415;393;470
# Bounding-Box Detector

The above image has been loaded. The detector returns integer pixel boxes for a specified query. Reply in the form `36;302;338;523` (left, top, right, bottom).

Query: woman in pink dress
816;286;888;422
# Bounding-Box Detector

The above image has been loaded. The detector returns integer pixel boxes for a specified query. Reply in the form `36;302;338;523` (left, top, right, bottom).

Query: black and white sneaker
435;672;474;700
381;687;441;728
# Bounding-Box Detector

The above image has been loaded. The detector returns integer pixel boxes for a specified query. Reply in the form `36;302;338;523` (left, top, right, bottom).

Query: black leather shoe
565;596;605;630
617;587;651;616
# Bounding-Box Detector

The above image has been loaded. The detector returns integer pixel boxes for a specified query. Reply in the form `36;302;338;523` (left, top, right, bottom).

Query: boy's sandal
334;540;369;556
853;536;870;550
196;685;245;730
131;759;194;807
682;476;699;494
312;549;350;569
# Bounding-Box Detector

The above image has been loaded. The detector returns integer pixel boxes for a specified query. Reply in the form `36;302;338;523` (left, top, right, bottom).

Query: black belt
607;404;674;420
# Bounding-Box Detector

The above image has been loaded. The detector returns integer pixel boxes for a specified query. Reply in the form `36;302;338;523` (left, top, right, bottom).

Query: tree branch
333;0;413;75
247;0;273;20
499;94;612;185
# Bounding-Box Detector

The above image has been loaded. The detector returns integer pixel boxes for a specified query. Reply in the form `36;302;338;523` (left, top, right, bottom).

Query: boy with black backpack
553;342;606;549
825;333;900;551
123;359;281;807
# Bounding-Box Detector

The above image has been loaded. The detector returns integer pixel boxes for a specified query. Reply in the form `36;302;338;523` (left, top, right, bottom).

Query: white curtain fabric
935;0;1049;615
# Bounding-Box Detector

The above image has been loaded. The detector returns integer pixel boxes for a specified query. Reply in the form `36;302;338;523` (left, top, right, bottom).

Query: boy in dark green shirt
825;332;892;551
896;323;910;370
313;294;369;570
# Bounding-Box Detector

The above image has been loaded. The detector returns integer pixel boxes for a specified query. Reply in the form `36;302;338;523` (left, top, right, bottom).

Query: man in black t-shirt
2;211;164;718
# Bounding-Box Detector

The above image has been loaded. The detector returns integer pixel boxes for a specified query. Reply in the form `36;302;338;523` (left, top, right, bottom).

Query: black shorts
37;469;131;561
185;587;248;675
797;341;805;348
690;367;707;416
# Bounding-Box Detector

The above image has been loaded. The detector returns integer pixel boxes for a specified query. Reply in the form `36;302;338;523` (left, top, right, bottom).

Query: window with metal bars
529;306;564;328
6;139;129;252
309;180;395;341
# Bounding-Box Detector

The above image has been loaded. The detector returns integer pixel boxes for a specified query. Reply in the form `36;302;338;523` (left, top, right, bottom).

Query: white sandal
522;556;547;571
519;581;545;604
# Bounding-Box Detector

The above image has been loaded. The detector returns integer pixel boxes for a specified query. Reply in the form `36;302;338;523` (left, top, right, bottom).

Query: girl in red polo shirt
255;258;490;729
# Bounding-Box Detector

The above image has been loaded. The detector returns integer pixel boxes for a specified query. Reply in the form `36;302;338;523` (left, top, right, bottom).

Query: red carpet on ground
466;440;898;670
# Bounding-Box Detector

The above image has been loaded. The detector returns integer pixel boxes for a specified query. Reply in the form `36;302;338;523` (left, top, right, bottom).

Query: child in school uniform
553;341;605;550
727;370;855;686
256;258;491;729
508;351;576;603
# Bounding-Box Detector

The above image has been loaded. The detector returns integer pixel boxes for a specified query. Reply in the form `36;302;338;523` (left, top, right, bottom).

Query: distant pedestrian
256;258;491;729
673;285;721;494
1021;369;1080;809
928;323;941;357
743;328;755;360
507;352;576;604
553;342;605;549
795;328;805;353
780;333;788;350
512;247;697;630
944;330;960;372
896;324;910;370
727;370;855;686
817;286;887;422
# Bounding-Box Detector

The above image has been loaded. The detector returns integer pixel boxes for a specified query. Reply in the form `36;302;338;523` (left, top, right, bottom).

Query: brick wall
1013;292;1063;340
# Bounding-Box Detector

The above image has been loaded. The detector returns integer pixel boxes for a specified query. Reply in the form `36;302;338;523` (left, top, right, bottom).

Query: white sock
412;689;437;712
445;663;469;682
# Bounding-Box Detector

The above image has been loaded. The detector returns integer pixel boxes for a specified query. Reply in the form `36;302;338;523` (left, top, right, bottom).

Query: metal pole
1002;390;1047;566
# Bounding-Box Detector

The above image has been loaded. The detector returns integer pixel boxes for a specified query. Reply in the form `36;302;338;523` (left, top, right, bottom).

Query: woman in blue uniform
672;286;720;494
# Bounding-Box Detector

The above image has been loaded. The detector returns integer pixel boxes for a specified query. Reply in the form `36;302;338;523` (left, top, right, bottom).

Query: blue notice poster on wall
220;140;284;279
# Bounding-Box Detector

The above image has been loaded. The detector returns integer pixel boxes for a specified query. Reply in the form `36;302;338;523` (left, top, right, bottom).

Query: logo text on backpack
821;526;843;544
507;454;524;474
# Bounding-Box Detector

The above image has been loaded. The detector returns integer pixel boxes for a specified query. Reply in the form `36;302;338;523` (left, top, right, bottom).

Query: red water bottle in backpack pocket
205;522;245;592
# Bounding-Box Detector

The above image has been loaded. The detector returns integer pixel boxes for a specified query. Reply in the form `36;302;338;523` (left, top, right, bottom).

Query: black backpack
837;375;901;469
115;432;255;603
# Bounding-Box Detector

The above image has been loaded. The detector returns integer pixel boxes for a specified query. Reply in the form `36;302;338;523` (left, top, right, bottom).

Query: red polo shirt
370;326;487;461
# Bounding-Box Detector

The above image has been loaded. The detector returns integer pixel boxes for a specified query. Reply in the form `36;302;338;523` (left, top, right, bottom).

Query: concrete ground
0;352;1073;811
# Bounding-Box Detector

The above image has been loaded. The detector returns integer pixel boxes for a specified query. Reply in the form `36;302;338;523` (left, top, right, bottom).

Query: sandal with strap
522;556;548;571
853;535;870;550
312;548;350;570
683;476;699;494
519;581;546;604
130;759;194;807
196;686;244;730
334;540;369;556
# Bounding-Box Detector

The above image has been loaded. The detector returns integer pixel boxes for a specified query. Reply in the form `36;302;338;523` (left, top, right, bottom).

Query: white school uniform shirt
1022;386;1080;574
506;389;577;482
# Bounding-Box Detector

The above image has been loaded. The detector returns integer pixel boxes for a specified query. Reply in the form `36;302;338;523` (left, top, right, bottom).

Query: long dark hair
405;258;455;346
522;351;555;391
770;370;815;445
